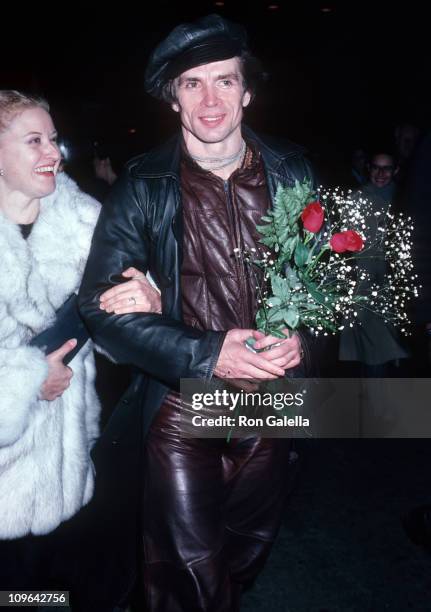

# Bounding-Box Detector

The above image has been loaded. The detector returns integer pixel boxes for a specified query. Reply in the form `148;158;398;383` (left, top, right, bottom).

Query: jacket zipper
223;180;249;328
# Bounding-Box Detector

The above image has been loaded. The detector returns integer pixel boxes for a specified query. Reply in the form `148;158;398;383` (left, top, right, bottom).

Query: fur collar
0;172;100;335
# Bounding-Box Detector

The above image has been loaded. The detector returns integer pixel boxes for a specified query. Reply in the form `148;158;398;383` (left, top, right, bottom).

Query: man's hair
369;150;399;167
0;90;49;134
160;50;266;105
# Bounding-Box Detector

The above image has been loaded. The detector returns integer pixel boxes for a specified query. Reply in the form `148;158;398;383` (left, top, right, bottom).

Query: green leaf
266;297;282;308
285;266;300;288
255;308;268;333
255;181;317;263
267;308;287;323
284;306;300;329
270;274;288;299
294;241;309;268
256;224;272;235
268;327;288;339
303;278;333;308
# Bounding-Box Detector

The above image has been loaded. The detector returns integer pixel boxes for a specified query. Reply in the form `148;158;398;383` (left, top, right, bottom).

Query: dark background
2;0;429;174
2;4;431;609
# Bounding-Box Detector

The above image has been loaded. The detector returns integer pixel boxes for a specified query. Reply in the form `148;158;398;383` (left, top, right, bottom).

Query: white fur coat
0;173;101;539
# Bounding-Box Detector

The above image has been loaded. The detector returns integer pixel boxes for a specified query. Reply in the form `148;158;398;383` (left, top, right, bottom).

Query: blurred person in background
339;150;409;376
394;122;421;188
350;146;368;188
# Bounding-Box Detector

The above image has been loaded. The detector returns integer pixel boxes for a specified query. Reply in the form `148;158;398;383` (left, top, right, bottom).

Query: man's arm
78;172;224;387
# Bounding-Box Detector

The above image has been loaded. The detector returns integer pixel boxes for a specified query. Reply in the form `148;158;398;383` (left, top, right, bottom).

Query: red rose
344;230;364;251
301;201;324;233
329;232;348;253
330;230;364;253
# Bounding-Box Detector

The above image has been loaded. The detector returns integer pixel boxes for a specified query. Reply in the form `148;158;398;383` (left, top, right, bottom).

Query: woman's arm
0;340;78;447
0;346;48;446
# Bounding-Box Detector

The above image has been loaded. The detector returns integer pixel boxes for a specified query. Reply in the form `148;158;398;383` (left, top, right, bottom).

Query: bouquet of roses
236;180;418;339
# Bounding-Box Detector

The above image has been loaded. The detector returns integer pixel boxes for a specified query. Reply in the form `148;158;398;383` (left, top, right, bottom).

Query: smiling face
171;57;251;153
0;106;61;202
369;153;398;189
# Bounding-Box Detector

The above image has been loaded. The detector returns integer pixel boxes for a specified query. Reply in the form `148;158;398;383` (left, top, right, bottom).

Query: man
366;151;399;203
79;14;313;611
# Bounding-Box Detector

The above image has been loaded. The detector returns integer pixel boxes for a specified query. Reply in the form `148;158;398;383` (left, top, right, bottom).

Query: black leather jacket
78;127;313;607
79;127;314;423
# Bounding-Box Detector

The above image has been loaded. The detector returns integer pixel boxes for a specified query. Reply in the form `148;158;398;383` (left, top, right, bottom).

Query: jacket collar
242;126;306;185
129;134;182;179
129;125;305;180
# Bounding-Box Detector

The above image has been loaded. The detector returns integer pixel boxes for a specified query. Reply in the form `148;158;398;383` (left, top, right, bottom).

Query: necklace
191;140;247;171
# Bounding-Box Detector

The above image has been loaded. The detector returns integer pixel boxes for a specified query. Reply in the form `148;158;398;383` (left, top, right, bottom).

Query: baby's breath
234;180;418;337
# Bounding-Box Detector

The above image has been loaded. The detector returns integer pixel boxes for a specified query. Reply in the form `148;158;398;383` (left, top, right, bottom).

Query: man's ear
242;91;252;108
171;102;180;113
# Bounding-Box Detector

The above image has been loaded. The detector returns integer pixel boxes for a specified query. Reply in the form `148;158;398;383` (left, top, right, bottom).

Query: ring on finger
129;296;137;306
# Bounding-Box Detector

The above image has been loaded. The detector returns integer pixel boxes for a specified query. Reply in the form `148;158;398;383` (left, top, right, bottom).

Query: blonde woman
0;90;158;596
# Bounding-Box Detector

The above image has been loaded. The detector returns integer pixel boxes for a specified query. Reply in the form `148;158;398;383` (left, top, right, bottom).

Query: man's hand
40;339;76;401
214;329;286;380
99;267;162;314
252;329;302;370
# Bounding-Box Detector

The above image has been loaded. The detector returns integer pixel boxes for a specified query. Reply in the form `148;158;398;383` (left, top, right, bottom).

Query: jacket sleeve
292;154;318;190
0;345;48;447
78;173;225;387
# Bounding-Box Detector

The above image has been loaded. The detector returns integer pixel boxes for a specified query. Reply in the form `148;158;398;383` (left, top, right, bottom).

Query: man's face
172;57;251;148
369;154;397;189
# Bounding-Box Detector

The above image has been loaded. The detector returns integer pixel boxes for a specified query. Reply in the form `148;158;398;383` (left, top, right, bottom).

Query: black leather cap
145;14;248;100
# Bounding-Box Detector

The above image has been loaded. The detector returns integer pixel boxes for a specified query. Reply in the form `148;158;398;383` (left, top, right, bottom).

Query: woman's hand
99;267;162;315
40;339;76;401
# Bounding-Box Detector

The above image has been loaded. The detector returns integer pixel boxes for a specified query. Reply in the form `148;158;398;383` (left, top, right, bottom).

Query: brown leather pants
142;393;292;612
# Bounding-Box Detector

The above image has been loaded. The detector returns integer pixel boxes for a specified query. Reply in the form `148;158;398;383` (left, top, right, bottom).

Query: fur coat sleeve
0;172;102;538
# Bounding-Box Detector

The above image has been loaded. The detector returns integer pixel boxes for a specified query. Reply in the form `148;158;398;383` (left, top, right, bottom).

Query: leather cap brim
145;14;248;100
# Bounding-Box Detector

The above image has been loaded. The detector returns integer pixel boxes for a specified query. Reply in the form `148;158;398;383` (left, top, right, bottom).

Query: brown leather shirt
180;142;270;331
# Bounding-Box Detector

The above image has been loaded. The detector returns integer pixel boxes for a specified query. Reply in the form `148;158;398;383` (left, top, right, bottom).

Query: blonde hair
0;90;49;134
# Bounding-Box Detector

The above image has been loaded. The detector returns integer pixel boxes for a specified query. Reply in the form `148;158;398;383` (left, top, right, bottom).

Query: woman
339;151;409;375
0;90;158;595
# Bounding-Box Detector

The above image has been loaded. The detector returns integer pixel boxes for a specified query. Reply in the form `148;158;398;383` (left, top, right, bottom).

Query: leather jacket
180;141;270;332
77;127;314;607
79;126;314;422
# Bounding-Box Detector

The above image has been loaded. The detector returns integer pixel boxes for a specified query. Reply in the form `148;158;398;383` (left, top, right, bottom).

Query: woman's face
0;107;61;201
